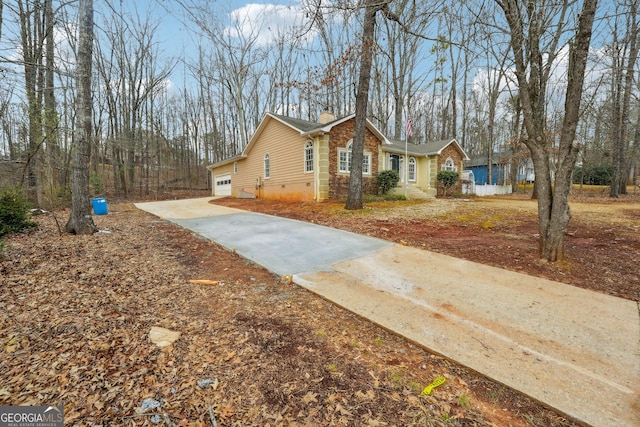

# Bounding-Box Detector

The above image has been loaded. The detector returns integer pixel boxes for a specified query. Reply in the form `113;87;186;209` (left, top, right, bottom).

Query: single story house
208;112;469;201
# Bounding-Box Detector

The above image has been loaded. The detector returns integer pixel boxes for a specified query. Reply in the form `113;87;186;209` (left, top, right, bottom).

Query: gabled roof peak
384;138;469;160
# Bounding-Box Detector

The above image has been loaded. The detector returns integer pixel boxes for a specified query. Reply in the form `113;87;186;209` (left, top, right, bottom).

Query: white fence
473;184;513;196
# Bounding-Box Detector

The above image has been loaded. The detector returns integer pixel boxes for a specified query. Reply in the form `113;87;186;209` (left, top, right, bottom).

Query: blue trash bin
91;197;108;215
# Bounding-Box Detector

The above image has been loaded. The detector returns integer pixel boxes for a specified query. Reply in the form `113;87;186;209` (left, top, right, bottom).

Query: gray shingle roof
269;113;323;133
384;139;457;156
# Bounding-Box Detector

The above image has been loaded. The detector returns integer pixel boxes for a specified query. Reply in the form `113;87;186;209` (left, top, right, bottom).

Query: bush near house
0;188;38;238
377;170;400;195
437;170;459;196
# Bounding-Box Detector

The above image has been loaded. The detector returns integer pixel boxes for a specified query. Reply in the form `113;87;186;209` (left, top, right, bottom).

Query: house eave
208;155;246;170
300;114;390;144
382;146;434;156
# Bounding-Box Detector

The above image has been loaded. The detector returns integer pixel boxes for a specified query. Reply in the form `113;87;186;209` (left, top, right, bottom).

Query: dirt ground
212;192;640;302
1;190;637;426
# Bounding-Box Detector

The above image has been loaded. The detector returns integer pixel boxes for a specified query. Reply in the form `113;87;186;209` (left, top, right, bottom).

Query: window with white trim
338;141;371;175
233;162;238;173
304;141;313;173
339;146;350;172
443;157;457;171
264;153;270;178
408;157;416;181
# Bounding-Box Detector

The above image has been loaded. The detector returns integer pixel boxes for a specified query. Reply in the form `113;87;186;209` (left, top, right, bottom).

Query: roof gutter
208;155;246;170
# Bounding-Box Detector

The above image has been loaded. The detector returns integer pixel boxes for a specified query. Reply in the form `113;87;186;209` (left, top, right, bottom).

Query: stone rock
149;326;180;347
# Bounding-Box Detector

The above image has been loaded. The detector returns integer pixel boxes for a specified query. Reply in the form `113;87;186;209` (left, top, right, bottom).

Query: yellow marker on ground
421;376;446;395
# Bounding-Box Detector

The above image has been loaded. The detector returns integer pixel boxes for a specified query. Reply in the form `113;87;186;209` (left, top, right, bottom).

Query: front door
391;154;399;174
389;154;404;183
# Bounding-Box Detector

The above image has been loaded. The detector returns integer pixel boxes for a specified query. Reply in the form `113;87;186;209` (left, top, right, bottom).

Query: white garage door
214;174;232;196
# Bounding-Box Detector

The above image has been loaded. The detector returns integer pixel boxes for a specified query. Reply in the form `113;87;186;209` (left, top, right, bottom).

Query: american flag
407;116;413;137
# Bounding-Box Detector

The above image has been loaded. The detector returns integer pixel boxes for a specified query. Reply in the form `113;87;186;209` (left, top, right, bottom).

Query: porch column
316;134;330;201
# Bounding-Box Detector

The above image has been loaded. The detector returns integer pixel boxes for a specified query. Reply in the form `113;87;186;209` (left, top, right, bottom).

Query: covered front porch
381;138;469;199
382;149;437;199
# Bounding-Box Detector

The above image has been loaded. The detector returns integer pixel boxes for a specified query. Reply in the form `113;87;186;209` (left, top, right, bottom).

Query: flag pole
404;130;408;198
405;115;412;198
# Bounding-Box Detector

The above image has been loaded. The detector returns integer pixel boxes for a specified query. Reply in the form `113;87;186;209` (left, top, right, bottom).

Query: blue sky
0;0;605;120
108;0;312;90
0;0;335;104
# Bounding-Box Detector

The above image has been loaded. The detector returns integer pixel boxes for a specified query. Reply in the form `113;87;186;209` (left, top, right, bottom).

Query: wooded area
0;0;638;209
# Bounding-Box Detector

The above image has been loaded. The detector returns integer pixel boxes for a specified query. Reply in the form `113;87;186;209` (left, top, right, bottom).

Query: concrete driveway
136;197;640;427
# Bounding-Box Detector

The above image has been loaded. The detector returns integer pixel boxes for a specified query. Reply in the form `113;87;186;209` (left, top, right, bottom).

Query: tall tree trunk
497;0;598;262
486;63;506;185
346;0;385;210
508;95;523;192
18;0;44;205
610;1;639;197
544;1;597;261
629;112;640;186
0;0;4;42
65;0;97;235
44;0;59;198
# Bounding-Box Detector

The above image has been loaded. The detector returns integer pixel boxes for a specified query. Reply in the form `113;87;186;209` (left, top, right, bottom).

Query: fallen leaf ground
1;190;637;426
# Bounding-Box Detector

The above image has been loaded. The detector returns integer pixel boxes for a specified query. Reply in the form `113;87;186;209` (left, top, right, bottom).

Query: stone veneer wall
436;144;464;193
327;120;380;199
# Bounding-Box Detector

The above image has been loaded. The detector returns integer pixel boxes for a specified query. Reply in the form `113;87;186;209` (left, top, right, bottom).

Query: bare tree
496;0;598;261
65;0;96;234
43;0;60;192
93;3;173;197
192;45;226;164
480;52;509;185
5;0;69;205
345;0;389;210
444;4;473;143
609;0;639;197
379;2;430;140
178;1;269;151
504;92;527;191
15;0;45;204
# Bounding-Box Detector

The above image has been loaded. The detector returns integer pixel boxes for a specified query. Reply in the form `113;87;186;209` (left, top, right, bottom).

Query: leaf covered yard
0;202;578;426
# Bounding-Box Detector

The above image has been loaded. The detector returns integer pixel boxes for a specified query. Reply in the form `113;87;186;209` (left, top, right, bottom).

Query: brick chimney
319;111;336;124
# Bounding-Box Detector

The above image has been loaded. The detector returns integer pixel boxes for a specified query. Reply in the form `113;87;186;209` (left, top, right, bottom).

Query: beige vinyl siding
415;157;429;189
235;118;314;201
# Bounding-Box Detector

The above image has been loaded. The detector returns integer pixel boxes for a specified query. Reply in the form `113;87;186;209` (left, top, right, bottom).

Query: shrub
437;170;459;196
377;170;400;195
0;189;38;238
573;164;613;185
